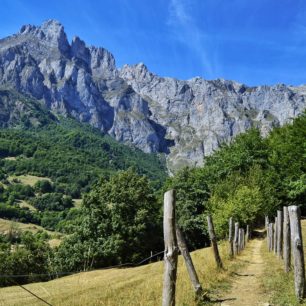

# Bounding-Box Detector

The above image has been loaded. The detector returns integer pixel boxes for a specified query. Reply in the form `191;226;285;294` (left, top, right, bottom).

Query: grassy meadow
0;240;248;306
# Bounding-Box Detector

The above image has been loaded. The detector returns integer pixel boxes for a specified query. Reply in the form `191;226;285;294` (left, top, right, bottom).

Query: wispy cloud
167;0;217;78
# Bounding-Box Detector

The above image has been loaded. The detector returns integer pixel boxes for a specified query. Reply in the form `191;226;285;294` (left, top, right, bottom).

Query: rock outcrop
0;20;305;171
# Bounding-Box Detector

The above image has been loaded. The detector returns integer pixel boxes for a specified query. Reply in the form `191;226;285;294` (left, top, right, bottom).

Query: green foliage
0;231;53;287
202;129;268;186
55;169;162;271
34;180;54;193
31;193;73;212
0;118;167;198
163;167;209;249
209;166;279;237
0;204;39;223
0;183;34;204
167;112;306;240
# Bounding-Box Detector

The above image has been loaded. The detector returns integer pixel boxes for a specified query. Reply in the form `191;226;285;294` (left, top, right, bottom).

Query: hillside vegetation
0;107;305;291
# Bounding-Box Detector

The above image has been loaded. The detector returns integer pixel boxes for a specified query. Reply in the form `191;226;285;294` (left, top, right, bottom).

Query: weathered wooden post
234;222;239;255
207;215;223;269
277;210;283;259
176;225;203;298
267;223;270;250
238;228;241;253
238;228;244;252
228;217;234;258
265;216;269;248
163;190;178;306
269;223;274;252
283;206;291;273
246;225;250;243
274;217;278;255
288;205;305;300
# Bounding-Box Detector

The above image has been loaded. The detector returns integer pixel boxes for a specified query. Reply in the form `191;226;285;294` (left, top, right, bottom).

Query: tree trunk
162;190;178;306
288;205;305;300
207;215;223;269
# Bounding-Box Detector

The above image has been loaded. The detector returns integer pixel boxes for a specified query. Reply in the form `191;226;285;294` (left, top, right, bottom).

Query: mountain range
0;19;305;172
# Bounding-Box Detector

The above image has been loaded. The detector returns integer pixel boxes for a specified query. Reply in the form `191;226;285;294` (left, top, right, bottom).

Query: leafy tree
55;169;162;271
31;193;73;211
163;167;209;249
34;180;53;193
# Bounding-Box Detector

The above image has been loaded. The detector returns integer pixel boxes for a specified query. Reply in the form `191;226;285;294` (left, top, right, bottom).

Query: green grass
260;220;306;305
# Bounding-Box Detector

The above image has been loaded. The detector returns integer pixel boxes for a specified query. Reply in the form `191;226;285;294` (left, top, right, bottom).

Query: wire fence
0;249;165;306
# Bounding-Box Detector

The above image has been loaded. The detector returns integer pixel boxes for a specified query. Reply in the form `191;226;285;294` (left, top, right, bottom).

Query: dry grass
18;200;37;211
0;218;63;247
8;175;51;187
73;199;83;208
3;157;17;161
0;242;247;306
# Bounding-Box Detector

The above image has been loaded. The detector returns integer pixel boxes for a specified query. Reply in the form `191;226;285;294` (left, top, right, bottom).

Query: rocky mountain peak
0;20;306;172
39;19;70;54
71;36;90;64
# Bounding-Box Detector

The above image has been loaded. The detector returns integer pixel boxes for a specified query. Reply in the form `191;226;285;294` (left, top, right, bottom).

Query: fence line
266;206;306;301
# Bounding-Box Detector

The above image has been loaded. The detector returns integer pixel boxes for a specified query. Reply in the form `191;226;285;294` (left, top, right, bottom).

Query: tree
55;169;162;271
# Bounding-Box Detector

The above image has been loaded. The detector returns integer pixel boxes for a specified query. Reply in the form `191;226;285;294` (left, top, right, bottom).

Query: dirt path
218;238;270;306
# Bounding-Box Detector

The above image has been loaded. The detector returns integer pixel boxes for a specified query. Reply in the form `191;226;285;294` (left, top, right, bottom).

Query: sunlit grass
0;241;248;306
260;220;306;305
8;175;51;187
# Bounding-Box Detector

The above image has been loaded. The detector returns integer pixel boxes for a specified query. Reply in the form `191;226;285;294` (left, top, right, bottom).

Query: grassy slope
0;218;62;248
260;220;306;306
0;242;247;306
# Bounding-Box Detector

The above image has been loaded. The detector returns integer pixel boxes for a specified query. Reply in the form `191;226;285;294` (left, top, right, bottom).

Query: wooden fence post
277;210;283;259
283;206;291;273
207;215;223;269
265;216;269;248
288;205;305;300
274;217;278;255
246;225;250;243
228;217;234;258
176;225;203;298
234;222;239;255
162;190;178;306
238;228;243;252
269;223;273;252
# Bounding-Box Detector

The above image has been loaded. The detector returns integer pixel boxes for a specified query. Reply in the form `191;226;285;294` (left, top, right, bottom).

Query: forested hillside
0;110;305;287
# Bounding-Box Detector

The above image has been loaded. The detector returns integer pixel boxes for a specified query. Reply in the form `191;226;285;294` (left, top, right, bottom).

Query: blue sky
0;0;306;86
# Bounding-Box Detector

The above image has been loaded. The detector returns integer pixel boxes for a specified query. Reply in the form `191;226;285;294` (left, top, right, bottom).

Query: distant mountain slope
0;90;167;195
0;19;305;171
0;88;56;128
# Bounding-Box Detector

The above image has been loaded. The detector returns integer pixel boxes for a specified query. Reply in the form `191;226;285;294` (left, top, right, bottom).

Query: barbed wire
9;279;52;306
0;250;164;279
1;249;165;306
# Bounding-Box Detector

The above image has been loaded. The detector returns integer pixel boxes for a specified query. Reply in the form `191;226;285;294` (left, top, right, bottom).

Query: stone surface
0;20;305;172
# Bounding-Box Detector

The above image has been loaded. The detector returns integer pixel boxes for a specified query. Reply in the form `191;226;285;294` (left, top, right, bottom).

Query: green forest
0;107;305;286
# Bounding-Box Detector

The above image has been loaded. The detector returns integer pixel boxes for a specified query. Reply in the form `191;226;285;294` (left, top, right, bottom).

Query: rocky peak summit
0;20;305;172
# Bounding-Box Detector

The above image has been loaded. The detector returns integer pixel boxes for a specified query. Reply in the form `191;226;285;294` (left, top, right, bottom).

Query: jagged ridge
0;20;305;172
